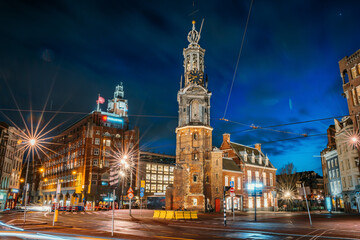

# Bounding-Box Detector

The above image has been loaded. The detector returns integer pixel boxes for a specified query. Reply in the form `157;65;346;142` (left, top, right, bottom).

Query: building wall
40;112;139;207
0;124;24;210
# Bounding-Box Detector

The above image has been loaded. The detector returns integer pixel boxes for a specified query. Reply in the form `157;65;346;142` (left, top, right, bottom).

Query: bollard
54;209;59;222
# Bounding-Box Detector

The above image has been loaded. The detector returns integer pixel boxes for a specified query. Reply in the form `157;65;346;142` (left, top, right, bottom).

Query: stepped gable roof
229;142;276;169
223;157;242;172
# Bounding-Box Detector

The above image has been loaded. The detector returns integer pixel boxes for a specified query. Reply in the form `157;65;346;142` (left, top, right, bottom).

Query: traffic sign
127;187;134;193
230;187;235;193
141;180;145;188
127;192;134;199
230;191;235;197
140;192;144;198
230;181;234;188
140;187;144;193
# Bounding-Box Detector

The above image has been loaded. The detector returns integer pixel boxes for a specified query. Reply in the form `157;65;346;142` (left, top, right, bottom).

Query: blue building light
102;115;123;125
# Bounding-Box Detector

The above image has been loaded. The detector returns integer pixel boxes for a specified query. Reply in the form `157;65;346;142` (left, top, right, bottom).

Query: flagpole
97;94;100;112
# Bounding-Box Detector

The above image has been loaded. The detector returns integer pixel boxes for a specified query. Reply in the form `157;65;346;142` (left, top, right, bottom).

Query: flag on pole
97;95;105;104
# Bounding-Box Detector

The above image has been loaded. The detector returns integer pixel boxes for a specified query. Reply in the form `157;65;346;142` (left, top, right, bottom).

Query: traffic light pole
254;184;257;222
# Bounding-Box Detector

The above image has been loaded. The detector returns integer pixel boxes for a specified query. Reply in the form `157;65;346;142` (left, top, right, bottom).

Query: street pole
112;189;115;237
140;197;142;217
232;197;235;221
129;161;132;216
302;182;312;226
254;184;257;222
121;177;124;209
23;157;30;224
223;187;227;226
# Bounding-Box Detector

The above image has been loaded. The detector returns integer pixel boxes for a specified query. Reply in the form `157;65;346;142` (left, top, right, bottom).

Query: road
0;210;359;239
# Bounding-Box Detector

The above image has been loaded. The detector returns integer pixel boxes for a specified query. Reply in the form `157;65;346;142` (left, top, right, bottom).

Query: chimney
223;133;230;143
254;143;261;152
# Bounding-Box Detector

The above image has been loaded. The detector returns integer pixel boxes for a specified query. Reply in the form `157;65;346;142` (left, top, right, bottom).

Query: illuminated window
164;166;169;173
263;172;266;186
270;173;273;186
247;170;252;183
94;138;100;145
248;197;253;208
237;177;241;190
158;175;163;181
158;165;163;172
169;176;174;182
106;140;111;146
256;197;261;208
151;164;157;172
104;160;109;167
264;193;268;207
255;171;259;183
151;184;156;192
163;185;167;191
163;175;169;182
146;164;151;171
151;175;156;182
146;174;150;180
169;166;174;173
225;176;229;186
145;184;150;192
157;185;162;192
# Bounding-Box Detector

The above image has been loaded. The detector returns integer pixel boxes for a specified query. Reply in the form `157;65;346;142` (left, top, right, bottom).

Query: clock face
189;70;204;84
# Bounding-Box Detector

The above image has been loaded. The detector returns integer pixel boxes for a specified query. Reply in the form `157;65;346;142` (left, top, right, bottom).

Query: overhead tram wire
222;0;254;120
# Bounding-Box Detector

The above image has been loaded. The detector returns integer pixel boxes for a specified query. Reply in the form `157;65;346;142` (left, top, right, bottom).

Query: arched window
342;70;350;84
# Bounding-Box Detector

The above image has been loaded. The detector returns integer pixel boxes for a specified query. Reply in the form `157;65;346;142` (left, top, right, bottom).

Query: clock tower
170;21;214;211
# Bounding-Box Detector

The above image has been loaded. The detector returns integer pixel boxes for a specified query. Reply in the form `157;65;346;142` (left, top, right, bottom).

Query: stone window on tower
352;88;359;106
193;153;199;161
193;174;198;183
351;66;358;78
193;133;198;140
205;175;209;183
193;198;197;206
190;100;200;122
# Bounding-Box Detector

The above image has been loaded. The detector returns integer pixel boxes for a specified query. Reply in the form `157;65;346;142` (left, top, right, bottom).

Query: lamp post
247;183;263;222
23;138;37;224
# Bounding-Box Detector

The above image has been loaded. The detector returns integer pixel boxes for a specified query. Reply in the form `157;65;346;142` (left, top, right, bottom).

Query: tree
277;163;300;211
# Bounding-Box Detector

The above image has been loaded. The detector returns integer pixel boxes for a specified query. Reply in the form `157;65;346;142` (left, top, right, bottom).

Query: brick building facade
40;85;139;209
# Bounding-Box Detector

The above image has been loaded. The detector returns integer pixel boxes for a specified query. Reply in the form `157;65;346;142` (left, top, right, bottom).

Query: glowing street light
284;191;292;199
20;178;24;183
72;171;77;175
29;138;36;146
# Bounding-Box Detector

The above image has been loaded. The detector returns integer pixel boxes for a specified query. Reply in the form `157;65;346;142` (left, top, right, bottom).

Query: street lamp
247;183;263;222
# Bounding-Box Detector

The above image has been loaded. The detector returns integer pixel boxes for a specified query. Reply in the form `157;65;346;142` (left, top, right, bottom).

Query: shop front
226;195;243;211
0;190;7;210
6;188;19;209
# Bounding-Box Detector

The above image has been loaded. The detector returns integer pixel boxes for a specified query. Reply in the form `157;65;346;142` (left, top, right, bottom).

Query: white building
334;116;360;213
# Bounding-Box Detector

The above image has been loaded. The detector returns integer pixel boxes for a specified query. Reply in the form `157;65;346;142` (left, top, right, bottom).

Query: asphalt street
0;210;359;239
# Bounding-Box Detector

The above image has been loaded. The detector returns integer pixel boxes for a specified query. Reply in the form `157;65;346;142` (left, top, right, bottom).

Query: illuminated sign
247;183;263;191
10;189;19;193
325;196;332;212
102;115;123;124
101;181;108;186
103;197;116;201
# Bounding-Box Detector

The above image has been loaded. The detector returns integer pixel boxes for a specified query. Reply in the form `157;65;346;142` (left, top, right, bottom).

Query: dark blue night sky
1;0;359;174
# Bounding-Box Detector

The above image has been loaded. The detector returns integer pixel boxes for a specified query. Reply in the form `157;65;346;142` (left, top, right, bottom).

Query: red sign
230;187;235;193
127;192;134;199
127;187;134;193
